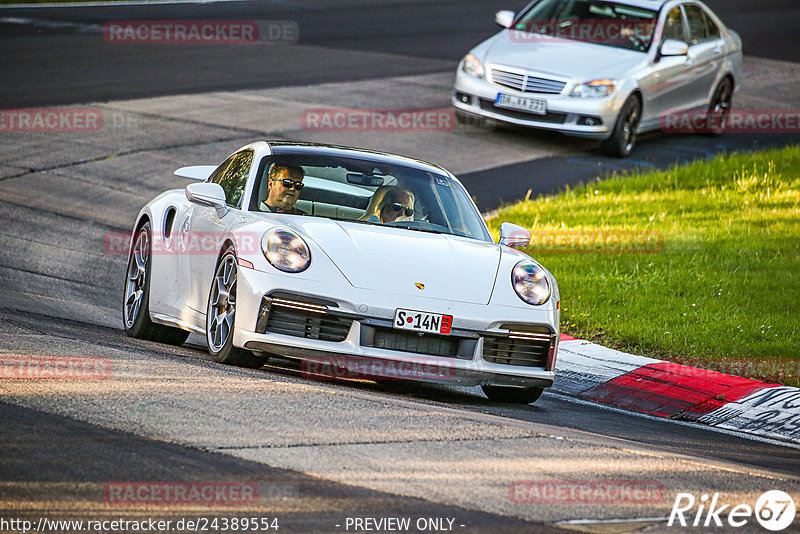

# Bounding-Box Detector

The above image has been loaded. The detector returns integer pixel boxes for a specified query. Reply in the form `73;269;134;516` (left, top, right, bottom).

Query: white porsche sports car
123;141;560;404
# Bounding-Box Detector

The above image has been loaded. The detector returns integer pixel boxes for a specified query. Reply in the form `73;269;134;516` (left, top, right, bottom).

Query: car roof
516;0;713;19
264;141;451;176
601;0;675;9
530;0;672;10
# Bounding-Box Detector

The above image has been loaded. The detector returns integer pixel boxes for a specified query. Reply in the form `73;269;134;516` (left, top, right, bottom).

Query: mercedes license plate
495;93;547;115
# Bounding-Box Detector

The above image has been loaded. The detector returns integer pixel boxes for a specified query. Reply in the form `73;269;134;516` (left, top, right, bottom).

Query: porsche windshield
512;0;658;52
249;154;493;242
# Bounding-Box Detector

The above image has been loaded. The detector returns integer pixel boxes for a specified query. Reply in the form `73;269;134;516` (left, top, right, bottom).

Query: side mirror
495;10;515;29
499;222;531;249
660;39;689;58
186;182;228;218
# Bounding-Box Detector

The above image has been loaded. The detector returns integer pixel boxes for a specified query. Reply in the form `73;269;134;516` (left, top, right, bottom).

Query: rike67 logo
669;491;796;531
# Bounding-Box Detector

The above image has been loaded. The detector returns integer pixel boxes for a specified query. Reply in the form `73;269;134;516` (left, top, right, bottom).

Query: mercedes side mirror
495;10;515;29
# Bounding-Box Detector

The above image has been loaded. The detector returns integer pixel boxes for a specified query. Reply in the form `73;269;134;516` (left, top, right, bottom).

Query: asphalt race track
2;0;800;209
2;0;800;532
2;0;800;106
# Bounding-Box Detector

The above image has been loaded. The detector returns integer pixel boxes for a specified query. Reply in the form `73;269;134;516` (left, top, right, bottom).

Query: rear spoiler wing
174;165;216;181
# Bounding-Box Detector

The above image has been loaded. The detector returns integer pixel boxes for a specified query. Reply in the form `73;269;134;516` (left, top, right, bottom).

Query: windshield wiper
326;217;447;235
390;225;445;235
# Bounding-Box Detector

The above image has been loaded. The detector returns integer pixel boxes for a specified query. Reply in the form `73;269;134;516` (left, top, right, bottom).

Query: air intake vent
366;327;459;357
483;326;555;368
256;297;352;342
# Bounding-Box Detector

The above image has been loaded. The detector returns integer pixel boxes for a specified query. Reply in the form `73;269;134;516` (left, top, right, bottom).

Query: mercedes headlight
461;53;485;78
570;79;616;98
261;229;311;273
512;260;550;305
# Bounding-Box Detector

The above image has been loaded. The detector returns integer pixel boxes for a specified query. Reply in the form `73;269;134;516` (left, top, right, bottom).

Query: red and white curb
554;334;800;445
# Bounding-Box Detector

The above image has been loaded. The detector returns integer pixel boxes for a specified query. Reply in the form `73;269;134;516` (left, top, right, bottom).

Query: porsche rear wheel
123;221;189;345
481;385;545;404
206;248;264;368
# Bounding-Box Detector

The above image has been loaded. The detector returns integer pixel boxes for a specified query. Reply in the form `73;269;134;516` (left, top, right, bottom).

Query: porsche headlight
261;229;311;273
461;53;485;78
512;260;550;305
570;79;616;98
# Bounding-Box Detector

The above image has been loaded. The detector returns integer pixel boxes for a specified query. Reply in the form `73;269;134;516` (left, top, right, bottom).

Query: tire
600;95;641;158
705;78;733;136
481;385;545;404
206;248;264;368
454;108;495;131
123;221;190;345
454;109;472;125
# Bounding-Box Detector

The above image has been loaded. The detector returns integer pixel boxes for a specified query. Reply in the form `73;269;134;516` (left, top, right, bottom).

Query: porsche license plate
394;309;452;335
495;93;547;115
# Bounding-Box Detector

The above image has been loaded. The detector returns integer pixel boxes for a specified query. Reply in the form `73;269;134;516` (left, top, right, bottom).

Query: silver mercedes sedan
453;0;742;156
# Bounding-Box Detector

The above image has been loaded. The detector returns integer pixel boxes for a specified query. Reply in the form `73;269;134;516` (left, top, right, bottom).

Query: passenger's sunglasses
387;203;414;217
272;178;304;191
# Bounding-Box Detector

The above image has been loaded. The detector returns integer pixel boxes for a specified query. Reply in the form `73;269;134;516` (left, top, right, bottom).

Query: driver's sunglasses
388;203;414;217
273;178;304;191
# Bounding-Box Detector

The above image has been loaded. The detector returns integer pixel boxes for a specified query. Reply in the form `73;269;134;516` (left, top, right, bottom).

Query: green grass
486;146;800;386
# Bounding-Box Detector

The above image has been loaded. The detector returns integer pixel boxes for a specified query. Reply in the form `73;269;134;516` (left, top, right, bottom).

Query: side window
661;6;685;43
212;150;253;208
684;4;717;44
702;8;720;39
207;155;235;184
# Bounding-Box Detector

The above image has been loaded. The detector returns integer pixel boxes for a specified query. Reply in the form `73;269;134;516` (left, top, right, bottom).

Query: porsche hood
293;218;501;305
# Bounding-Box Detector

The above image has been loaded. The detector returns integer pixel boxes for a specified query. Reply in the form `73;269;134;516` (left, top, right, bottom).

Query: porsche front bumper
233;267;558;388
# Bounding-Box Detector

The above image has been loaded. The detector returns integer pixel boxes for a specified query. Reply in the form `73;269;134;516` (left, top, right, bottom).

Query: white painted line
556;517;669;525
0;16;102;32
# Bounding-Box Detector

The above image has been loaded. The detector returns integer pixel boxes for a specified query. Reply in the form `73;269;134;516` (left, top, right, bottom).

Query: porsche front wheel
123;221;189;345
206;248;264;368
